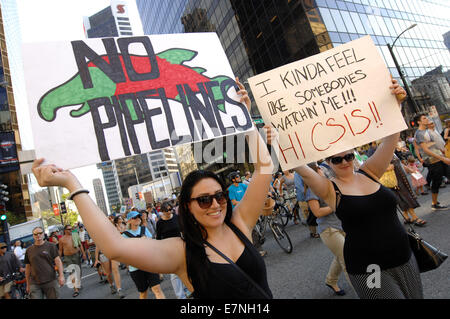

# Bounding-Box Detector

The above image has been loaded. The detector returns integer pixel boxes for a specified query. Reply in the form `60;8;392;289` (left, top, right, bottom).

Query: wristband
68;188;90;200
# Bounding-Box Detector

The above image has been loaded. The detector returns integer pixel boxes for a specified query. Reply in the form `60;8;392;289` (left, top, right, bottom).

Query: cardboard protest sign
247;36;407;170
23;33;252;169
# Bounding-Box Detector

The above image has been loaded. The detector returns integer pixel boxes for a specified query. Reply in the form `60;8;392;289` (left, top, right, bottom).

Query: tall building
86;0;183;209
0;2;31;224
96;161;121;212
83;0;134;38
92;178;108;215
136;0;450;118
444;30;450;51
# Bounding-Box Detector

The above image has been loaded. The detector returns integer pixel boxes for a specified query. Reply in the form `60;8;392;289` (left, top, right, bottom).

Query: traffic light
0;184;9;204
409;120;415;128
0;213;6;221
60;202;67;214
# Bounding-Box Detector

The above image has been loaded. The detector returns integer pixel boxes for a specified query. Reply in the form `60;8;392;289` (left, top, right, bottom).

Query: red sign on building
52;204;60;216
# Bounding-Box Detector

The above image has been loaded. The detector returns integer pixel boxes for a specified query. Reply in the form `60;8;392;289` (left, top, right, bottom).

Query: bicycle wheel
11;285;23;299
277;205;290;227
271;222;293;253
253;219;265;245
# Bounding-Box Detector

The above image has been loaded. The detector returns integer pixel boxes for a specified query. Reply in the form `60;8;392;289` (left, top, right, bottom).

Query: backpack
123;226;146;238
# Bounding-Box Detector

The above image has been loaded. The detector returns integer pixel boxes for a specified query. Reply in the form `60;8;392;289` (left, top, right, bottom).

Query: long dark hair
178;170;233;294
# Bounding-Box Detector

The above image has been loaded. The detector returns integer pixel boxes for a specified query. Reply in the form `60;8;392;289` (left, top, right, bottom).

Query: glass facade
311;0;450;114
0;2;30;224
85;6;119;38
137;0;450;117
137;0;256;112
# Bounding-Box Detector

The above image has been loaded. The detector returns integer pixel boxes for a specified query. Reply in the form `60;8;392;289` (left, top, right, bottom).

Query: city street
59;184;450;299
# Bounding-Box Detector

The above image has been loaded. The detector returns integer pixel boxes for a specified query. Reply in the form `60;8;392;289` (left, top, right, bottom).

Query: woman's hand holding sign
390;78;407;106
236;77;251;112
32;158;81;192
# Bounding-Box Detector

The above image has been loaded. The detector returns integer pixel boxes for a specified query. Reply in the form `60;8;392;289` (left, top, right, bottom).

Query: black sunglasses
330;153;355;165
190;191;228;209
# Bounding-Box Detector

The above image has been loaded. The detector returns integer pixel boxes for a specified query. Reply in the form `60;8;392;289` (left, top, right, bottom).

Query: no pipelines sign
247;36;407;170
23;33;253;169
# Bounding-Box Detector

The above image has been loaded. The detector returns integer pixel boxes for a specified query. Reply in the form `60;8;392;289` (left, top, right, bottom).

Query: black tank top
192;221;273;299
332;170;411;275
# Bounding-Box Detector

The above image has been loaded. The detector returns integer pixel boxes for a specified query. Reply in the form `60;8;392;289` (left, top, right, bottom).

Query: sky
15;0;144;207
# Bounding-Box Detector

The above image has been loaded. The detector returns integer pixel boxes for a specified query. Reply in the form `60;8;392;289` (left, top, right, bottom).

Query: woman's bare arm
32;159;186;276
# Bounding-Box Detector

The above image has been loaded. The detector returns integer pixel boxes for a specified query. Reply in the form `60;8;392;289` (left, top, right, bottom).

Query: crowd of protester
3;77;449;300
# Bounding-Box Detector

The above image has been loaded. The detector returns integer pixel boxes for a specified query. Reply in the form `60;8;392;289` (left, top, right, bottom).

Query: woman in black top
31;78;275;299
294;79;423;299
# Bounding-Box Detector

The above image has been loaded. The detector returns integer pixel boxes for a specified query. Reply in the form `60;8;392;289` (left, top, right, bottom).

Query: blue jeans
170;274;189;299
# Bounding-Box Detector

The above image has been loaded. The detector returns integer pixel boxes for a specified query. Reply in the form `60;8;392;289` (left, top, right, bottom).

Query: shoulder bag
397;208;448;273
203;241;271;299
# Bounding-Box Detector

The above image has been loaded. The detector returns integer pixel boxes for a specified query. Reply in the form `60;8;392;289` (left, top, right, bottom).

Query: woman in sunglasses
31;78;275;299
293;79;423;299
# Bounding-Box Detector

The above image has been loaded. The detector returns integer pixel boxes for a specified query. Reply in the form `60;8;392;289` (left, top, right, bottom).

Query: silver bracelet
68;188;90;200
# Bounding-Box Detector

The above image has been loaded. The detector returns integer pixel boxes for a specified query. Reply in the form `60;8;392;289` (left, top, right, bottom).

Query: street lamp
387;24;420;114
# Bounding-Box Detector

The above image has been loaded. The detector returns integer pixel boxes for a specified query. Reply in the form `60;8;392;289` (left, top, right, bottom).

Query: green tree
42;193;80;227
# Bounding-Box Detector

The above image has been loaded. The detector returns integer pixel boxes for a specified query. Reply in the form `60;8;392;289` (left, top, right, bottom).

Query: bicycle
272;192;301;227
0;272;28;299
254;204;293;254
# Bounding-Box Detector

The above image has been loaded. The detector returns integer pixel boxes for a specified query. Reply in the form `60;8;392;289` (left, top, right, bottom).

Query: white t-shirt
79;230;87;242
14;246;26;261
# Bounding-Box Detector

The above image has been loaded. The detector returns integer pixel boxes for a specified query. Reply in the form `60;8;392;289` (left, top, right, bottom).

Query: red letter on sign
279;134;299;164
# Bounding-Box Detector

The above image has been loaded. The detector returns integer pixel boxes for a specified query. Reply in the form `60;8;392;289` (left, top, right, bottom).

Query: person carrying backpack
122;211;165;299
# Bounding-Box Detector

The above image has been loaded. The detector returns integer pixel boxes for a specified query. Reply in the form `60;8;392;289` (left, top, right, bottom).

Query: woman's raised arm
232;78;275;231
32;159;186;277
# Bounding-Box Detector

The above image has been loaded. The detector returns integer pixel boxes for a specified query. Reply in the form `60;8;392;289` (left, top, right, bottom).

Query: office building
93;178;108;215
137;0;450;117
96;161;121;212
0;2;31;224
444;30;450;51
83;0;134;38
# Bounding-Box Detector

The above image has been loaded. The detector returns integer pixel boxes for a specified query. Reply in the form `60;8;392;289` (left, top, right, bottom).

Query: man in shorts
414;114;450;210
59;225;85;297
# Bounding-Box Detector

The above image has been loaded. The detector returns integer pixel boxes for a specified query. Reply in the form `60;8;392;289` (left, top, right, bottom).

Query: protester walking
13;240;26;267
59;225;85;297
79;225;91;265
407;156;427;196
228;170;268;257
24;227;65;299
156;201;191;299
304;163;348;296
414;114;450;211
294;172;319;238
122;210;165;299
227;171;248;209
1;242;24;299
31;78;275;299
389;155;427;226
278;170;299;224
293;79;424;299
444;119;450;159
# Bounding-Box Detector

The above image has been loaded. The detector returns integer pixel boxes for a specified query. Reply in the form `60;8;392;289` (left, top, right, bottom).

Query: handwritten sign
247;36;407;170
23;33;252;169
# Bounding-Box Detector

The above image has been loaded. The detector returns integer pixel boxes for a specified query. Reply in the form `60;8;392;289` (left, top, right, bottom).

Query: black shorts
428;161;447;194
129;270;161;292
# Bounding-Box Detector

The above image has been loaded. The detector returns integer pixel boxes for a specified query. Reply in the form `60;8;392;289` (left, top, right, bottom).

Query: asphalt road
59;184;450;299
